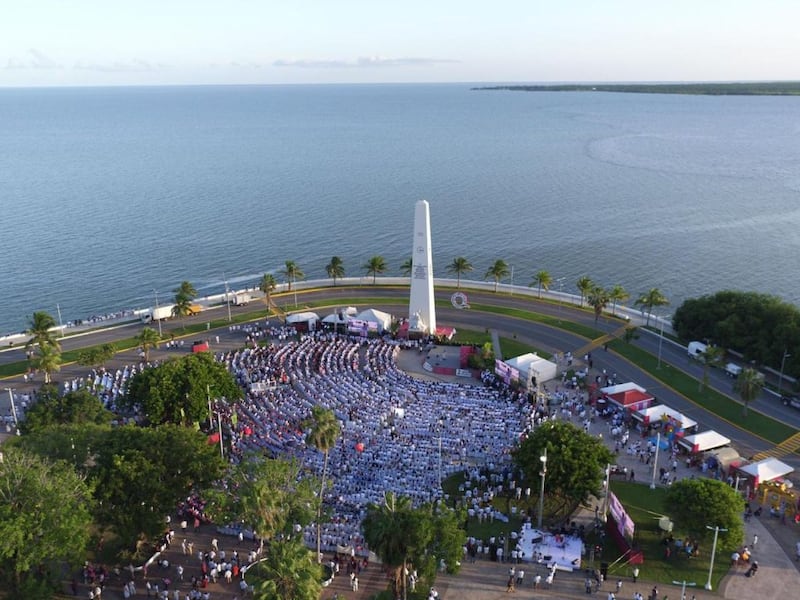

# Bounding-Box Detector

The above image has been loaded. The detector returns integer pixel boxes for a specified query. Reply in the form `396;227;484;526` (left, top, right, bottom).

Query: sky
2;0;799;87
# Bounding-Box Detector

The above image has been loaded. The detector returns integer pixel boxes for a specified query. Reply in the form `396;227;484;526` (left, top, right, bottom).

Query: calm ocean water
1;83;799;335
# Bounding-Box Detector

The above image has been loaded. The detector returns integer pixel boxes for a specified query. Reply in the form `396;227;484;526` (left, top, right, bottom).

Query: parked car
782;395;800;410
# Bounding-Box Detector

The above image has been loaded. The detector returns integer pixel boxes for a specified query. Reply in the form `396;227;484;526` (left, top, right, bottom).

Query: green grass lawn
591;481;728;589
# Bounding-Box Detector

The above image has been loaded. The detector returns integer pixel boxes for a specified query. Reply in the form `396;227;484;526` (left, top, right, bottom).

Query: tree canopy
634;288;669;326
530;270;552;298
363;492;464;600
673;290;800;376
485;259;510;292
0;447;93;599
247;537;322;600
325;256;345;285
122;352;242;425
20;386;113;434
447;257;473;288
665;478;744;553
280;260;305;291
512;421;615;520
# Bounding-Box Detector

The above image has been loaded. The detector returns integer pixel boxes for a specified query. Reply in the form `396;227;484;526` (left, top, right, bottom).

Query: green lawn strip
609;340;796;444
501;337;551;360
600;481;726;589
467;302;606;339
452;328;492;346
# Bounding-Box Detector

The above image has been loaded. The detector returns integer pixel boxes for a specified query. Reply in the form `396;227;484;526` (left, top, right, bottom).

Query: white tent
677;430;731;454
737;458;794;486
505;353;558;388
354;308;393;332
286;311;320;331
632;405;697;431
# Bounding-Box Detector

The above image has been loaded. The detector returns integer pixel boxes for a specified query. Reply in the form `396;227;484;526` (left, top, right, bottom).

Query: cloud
73;59;168;72
5;48;61;69
273;56;458;69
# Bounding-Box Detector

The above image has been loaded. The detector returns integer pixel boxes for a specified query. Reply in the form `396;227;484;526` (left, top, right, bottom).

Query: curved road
2;286;798;469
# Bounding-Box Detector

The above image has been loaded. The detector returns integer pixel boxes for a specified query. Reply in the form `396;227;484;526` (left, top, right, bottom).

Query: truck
782;395;800;410
141;304;175;323
228;292;251;306
687;341;708;360
188;303;203;315
724;362;742;378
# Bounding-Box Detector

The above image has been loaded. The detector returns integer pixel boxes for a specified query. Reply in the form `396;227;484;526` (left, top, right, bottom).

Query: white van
687;341;708;360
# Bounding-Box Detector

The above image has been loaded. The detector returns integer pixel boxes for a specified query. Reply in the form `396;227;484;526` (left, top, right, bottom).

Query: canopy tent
677;430;731;454
632;405;697;431
322;306;358;326
703;447;744;475
737;458;794;487
352;308;393;333
286;311;320;332
599;382;654;411
505;353;558;388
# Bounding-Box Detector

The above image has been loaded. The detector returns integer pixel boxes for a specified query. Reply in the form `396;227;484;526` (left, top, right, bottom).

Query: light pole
705;524;728;590
650;432;661;489
3;388;18;431
602;463;611;522
56;303;64;338
555;277;566;322
153;289;163;337
537;447;548;530
657;314;670;369
224;275;232;323
778;349;791;395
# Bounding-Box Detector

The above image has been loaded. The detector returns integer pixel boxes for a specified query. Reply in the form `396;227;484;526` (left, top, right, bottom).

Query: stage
515;524;584;571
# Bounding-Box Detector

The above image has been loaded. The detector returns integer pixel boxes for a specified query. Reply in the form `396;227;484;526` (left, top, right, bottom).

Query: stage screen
494;359;519;385
607;491;635;540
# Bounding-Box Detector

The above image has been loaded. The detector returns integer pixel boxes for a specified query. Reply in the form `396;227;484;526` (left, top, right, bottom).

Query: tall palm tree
173;280;197;301
609;284;630;317
576;276;594;308
303;406;341;562
734;367;763;417
446;257;473;289
702;345;726;392
485;259;510;293
325;256;345;286
33;340;61;384
530;270;553;299
634;288;670;326
171;281;198;327
258;273;277;311
136;327;161;362
363;255;387;284
26;311;60;352
280;260;304;292
587;285;611;323
250;537;322;600
399;257;413;277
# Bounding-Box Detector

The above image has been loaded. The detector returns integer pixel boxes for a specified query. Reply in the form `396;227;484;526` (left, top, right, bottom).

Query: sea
1;83;799;336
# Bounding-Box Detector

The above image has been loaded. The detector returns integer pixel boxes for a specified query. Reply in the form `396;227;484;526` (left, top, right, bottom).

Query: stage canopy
505;353;557;387
632;404;697;431
599;382;654;411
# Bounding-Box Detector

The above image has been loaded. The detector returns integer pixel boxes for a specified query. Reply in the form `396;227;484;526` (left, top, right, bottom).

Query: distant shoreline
474;82;800;96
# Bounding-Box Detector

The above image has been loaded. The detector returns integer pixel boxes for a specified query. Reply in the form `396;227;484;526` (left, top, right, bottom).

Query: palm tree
33;341;61;384
485;259;510;293
576;276;594;308
173;280;197;301
399;257;413;277
249;538;322;600
325;256;345;286
303;406;341;563
446;257;473;289
702;345;726;392
258;273;277;311
587;285;611;323
363;255;387;284
26;311;60;352
634;288;670;326
609;284;630;317
280;260;304;292
734;367;763;417
362;492;418;600
136;327;161;362
530;270;553;299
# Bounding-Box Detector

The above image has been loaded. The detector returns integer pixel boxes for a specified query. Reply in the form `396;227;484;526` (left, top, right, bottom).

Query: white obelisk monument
408;200;437;335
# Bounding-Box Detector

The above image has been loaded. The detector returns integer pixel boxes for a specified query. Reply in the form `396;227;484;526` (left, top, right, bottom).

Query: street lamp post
657;314;670;369
153;289;163;337
537;447;548;530
778;349;791;395
224;276;232;323
705;524;728;590
3;388;18;431
602;463;611;522
650;432;661;489
556;277;566;321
